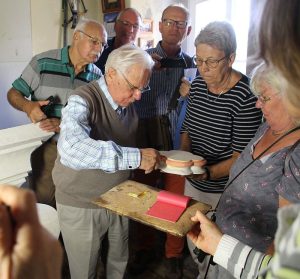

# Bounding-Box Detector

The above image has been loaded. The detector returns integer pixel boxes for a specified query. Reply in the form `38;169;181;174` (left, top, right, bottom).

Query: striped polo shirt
12;46;102;118
181;74;262;193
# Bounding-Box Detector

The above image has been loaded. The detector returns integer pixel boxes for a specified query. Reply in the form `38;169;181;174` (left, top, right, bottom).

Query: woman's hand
187;210;223;256
179;77;191;98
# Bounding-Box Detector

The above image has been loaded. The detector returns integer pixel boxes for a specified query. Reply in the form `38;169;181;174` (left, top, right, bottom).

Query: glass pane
193;0;251;74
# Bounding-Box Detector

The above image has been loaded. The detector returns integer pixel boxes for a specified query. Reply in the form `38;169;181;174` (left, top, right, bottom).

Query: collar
62;45;91;73
61;46;71;65
155;41;184;59
97;76;119;110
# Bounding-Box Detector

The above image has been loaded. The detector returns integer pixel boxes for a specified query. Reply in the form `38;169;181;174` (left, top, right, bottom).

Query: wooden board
93;180;211;237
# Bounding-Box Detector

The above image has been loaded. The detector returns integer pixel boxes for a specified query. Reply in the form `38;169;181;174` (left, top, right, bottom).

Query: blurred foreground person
0;185;62;279
187;0;300;278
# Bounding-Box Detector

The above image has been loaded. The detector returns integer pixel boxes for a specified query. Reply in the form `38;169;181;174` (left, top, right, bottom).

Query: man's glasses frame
162;18;188;29
78;30;108;49
119;71;150;93
117;19;140;30
193;56;227;69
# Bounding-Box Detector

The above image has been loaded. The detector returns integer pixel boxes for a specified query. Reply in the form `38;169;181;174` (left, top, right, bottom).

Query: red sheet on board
146;190;191;222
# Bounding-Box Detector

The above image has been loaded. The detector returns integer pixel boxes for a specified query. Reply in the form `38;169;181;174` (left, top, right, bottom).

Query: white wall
0;0;101;129
31;0;102;55
0;0;32;129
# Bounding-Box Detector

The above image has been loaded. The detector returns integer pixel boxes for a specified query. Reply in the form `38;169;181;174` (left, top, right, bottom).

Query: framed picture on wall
103;12;119;38
101;0;125;13
138;38;154;50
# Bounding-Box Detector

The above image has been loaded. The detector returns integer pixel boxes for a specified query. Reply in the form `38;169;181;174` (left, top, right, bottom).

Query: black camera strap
167;52;195;112
213;124;300;213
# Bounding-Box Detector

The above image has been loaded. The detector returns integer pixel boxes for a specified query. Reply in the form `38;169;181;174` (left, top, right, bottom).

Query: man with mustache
7;18;107;208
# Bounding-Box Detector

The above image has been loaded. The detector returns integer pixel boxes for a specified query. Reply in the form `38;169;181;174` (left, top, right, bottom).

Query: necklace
206;71;232;102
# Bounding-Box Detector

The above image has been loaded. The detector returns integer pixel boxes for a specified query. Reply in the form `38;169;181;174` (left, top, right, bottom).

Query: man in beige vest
52;45;160;279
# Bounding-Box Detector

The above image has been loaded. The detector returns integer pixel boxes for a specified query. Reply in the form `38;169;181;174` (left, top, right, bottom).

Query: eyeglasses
119;71;150;93
256;95;271;104
162;18;188;29
256;92;281;105
78;30;108;49
193;56;227;69
117;19;140;30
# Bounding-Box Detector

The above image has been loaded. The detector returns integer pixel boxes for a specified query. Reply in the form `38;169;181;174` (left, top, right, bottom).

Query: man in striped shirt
131;4;194;277
7;18;107;208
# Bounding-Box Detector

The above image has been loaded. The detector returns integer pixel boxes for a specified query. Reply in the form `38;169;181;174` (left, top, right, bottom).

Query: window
187;0;251;74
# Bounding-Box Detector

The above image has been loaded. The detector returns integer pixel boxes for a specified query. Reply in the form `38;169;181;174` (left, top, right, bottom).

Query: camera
193;247;209;263
160;58;187;68
41;96;55;116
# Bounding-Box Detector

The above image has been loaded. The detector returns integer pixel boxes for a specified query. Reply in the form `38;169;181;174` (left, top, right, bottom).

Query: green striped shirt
12;46;102;118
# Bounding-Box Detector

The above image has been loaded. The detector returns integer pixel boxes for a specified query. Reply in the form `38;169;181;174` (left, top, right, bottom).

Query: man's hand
7;88;50;123
187;210;223;256
39;118;61;133
23;100;50;123
139;148;161;174
151;53;164;71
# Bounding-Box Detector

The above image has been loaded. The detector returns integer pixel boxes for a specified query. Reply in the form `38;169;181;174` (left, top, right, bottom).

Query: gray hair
74;18;103;33
194;21;236;56
162;3;190;24
250;62;285;97
105;44;154;74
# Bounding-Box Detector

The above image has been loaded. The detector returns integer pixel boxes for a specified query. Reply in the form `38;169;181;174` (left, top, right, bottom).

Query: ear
228;53;236;67
106;67;117;83
187;26;192;36
73;31;79;41
159;21;163;34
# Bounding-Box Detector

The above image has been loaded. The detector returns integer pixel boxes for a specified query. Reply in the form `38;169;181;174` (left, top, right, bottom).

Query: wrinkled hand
139;148;161;174
23;100;50;123
0;185;63;279
179;77;191;98
187;210;223;256
39;118;61;133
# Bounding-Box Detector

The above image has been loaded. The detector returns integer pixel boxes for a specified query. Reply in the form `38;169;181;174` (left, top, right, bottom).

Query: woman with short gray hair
180;21;262;277
194;21;237;57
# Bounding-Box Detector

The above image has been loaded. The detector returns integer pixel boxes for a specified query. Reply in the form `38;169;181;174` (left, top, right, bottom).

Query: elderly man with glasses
52;44;161;279
7;18;107;209
95;7;142;74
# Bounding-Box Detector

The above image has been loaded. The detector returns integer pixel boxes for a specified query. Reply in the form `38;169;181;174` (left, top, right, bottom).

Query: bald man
95;8;141;73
